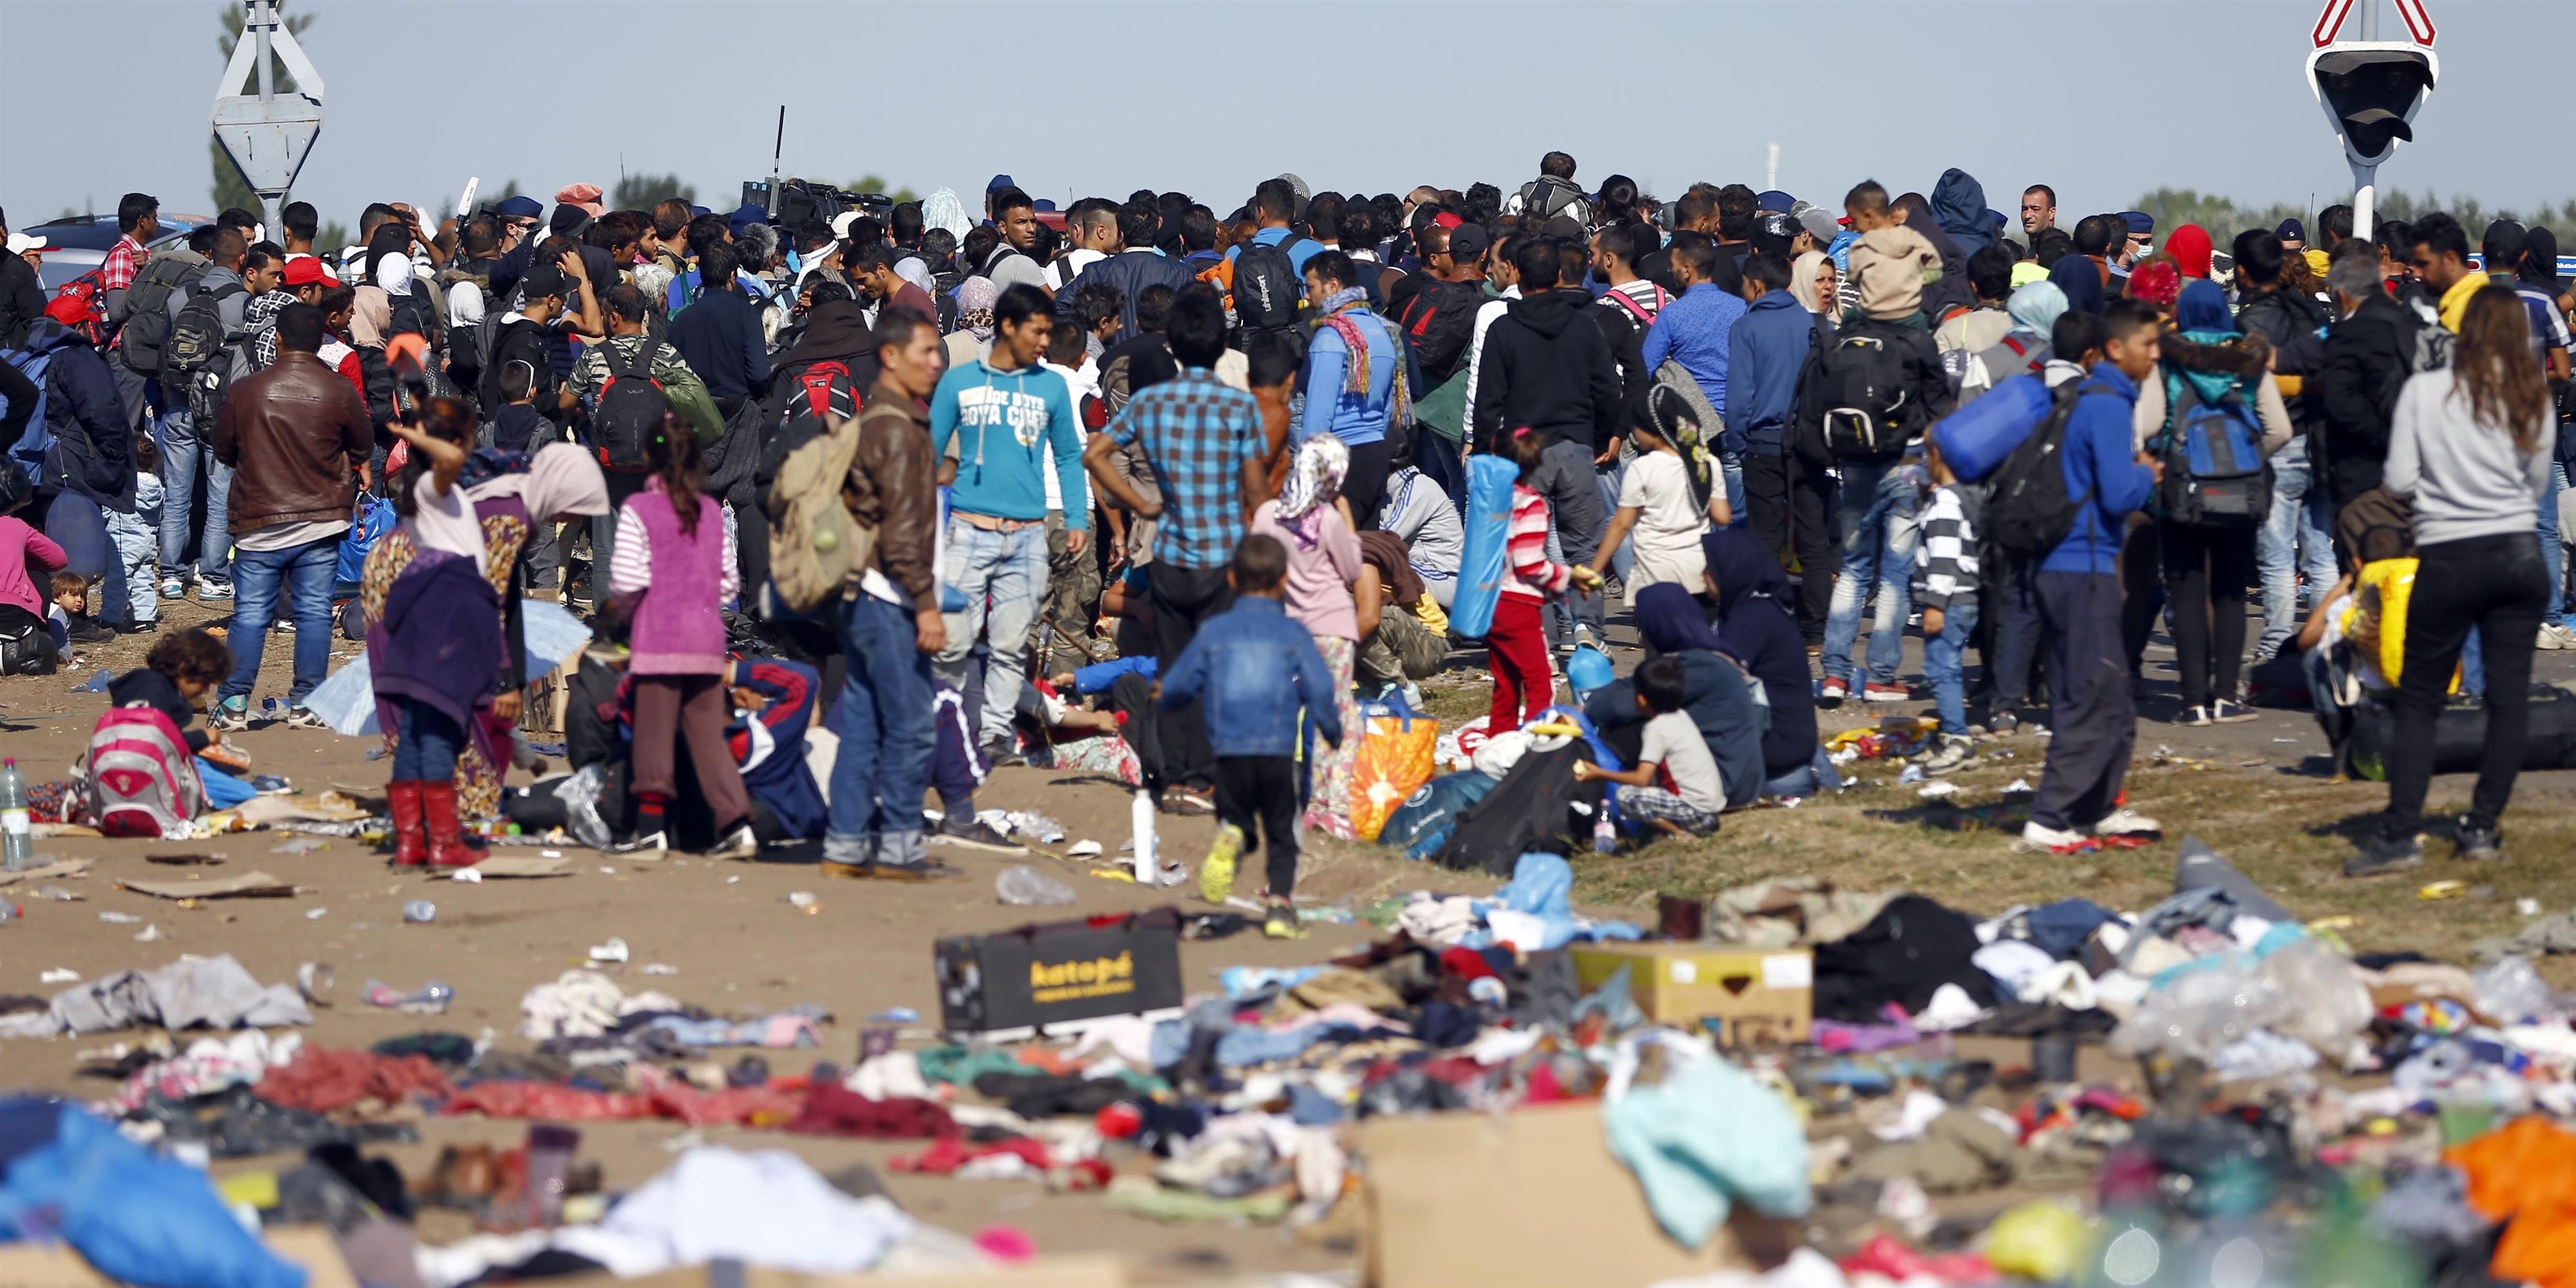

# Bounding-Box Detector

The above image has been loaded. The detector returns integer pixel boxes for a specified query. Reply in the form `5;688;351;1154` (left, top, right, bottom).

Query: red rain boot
421;781;482;869
386;781;428;867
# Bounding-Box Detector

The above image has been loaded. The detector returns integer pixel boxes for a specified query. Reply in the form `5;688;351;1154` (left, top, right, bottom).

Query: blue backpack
0;348;56;493
2154;374;2271;528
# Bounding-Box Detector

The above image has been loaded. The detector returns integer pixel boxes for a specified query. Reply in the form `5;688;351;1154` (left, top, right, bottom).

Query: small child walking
607;417;757;860
1488;426;1600;732
1573;656;1725;838
108;437;164;630
1161;535;1343;940
1911;442;1981;775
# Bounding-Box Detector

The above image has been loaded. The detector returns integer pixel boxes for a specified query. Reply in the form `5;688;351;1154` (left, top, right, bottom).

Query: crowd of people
0;154;2570;912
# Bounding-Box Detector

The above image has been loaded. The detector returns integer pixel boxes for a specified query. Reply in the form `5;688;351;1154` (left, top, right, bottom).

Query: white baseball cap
5;232;46;255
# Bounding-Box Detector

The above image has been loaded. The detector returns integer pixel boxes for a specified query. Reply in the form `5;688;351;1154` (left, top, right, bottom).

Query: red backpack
46;270;111;345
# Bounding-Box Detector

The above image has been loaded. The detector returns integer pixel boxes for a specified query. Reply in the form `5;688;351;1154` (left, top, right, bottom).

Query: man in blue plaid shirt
1084;289;1264;814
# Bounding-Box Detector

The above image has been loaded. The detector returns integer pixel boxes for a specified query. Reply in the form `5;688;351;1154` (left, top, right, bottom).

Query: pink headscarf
554;183;607;219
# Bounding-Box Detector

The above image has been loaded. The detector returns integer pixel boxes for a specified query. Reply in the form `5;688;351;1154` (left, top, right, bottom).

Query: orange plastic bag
2445;1115;2576;1288
1349;707;1439;842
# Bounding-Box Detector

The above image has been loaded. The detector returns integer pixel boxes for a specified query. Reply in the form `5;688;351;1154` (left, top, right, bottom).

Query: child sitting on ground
1910;440;1981;775
1160;534;1344;940
108;628;232;755
50;572;108;656
1573;656;1726;838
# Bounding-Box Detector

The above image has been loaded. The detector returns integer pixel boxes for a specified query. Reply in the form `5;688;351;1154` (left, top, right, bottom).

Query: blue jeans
2544;463;2566;623
1593;457;1633;582
828;593;936;867
936;516;1047;747
2254;439;2334;660
220;536;337;704
392;696;463;781
105;509;156;624
43;491;129;629
1761;745;1844;799
1923;601;1980;736
1719;448;1747;529
1820;458;1919;685
155;406;232;587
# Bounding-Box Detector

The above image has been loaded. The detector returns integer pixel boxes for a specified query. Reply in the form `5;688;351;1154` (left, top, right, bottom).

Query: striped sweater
1502;484;1572;602
1909;482;1980;611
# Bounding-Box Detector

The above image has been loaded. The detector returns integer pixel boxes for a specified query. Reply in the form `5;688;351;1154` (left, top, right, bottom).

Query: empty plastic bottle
402;900;438;924
996;865;1077;906
362;980;455;1014
0;757;30;871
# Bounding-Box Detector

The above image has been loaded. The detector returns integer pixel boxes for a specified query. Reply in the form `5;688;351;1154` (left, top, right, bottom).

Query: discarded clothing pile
0;954;312;1038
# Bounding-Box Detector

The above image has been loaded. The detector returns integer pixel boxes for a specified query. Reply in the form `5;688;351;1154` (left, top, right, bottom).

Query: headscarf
1700;527;1792;621
1635;583;1725;654
464;442;611;526
245;288;296;367
2047;254;2105;315
922;188;974;242
374;251;415;299
1790;251;1832;316
349;285;393;348
2165;224;2213;279
2006;281;2069;338
2523;227;2560;287
957;276;999;344
553;182;607;219
2175;278;2236;336
2126;260;2181;310
1275;434;1349;546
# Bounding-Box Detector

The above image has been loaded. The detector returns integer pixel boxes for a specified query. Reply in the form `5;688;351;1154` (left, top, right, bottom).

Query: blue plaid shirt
1107;368;1262;571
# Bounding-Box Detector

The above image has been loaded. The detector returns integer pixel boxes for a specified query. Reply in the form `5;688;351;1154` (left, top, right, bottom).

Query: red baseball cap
283;254;332;288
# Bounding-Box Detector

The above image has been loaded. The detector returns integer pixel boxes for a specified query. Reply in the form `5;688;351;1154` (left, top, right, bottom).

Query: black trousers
1216;754;1302;901
1985;553;2047;716
2118;516;2163;677
1148;561;1236;791
2384;531;2549;833
1107;672;1168;793
2032;571;2134;832
1744;450;1838;642
1344;439;1392;532
1416;432;1468;507
2159;520;2260;710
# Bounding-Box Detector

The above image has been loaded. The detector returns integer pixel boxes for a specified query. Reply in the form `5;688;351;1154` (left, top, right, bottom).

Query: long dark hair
2453;286;2550;455
392;396;478;520
645;413;705;536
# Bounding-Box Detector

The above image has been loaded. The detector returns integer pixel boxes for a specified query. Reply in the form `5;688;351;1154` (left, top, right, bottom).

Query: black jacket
0;254;45;352
1589;296;1651;434
1057;251;1200;346
1470;288;1622;453
2313;290;2420;509
108;667;209;752
669;286;772;406
2235;286;2329;437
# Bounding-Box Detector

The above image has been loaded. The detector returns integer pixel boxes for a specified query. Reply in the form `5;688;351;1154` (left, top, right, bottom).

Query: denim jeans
828;593;936;866
156;406;232;587
937;516;1048;747
42;491;129;629
1761;745;1844;799
1593;455;1633;582
105;509;157;624
1819;457;1919;685
2253;439;2334;660
392;696;463;781
1923;601;1980;736
2543;462;2565;623
1719;448;1747;529
220;536;337;704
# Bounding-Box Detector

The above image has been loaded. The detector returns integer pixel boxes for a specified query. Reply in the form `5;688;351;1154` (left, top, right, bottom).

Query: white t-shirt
1618;450;1709;591
1640;710;1725;813
1046;249;1104;291
1037;359;1095;513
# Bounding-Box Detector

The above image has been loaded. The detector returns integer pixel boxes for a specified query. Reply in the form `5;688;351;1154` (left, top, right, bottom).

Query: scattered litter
996;866;1077;907
464;857;570;878
1066;840;1103;858
269;837;327;855
2418;881;2470;901
867;1007;919;1024
296;962;334;1005
2002;778;2033;794
786;891;819;913
641;963;679;976
33;886;80;902
2273;737;2299;743
132;924;161;943
363;979;454;1015
451;869;484;884
97;911;141;924
144;853;224;866
2517;898;2542;916
39;969;79;984
589;937;630;964
1917;781;1960;799
0;859;90;887
402;900;437;923
542;848;565;858
1897;764;1925;784
305;908;327;920
600;866;618;875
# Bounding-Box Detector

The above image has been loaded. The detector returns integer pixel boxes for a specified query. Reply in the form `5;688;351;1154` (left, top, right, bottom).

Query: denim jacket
1158;596;1345;757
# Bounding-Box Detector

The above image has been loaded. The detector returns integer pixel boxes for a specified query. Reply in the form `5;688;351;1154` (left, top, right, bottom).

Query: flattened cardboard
0;858;91;888
447;857;572;879
116;869;299;900
1361;1103;1756;1288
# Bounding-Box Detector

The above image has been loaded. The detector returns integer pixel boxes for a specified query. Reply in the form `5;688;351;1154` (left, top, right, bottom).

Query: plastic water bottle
402;900;437;924
1593;809;1616;854
0;757;31;871
996;865;1077;907
1130;789;1157;882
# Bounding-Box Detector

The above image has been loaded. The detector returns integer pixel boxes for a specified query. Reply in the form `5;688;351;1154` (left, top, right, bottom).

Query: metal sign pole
2351;160;2378;244
252;1;281;234
213;0;323;238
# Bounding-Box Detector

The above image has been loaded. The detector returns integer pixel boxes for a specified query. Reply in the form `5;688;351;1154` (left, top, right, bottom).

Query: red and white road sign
2313;0;2356;47
2315;0;2435;47
2392;0;2436;46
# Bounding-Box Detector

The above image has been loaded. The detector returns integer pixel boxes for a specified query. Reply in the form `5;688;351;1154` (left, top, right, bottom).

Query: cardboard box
1361;1103;1764;1288
1569;942;1813;1045
935;906;1186;1040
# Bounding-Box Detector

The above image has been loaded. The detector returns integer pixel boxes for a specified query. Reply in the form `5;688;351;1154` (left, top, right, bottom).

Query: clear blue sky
3;0;2566;234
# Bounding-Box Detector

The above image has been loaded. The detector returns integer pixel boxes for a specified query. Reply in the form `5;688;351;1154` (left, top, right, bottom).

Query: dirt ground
5;591;2573;1279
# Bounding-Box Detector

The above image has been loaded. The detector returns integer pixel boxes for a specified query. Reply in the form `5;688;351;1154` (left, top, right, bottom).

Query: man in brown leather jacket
207;302;372;731
820;303;956;880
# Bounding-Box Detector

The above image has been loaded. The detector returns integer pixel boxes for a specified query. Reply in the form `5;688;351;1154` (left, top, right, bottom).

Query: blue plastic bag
1448;455;1519;639
0;1103;307;1288
333;496;395;589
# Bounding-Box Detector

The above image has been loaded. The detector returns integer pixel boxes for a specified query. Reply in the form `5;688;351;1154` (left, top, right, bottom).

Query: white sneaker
2090;808;2162;838
2021;820;2088;850
2540;623;2576;650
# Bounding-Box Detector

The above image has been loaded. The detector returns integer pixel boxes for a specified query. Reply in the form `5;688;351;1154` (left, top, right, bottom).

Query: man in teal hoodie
2024;301;2163;851
929;283;1088;761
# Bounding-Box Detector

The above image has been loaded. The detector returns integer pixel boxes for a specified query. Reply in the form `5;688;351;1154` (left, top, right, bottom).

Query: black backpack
118;255;208;377
755;358;862;492
1815;331;1913;459
161;280;246;417
1986;379;2094;560
1515;176;1589;223
1231;232;1310;334
1394;278;1481;383
591;343;667;472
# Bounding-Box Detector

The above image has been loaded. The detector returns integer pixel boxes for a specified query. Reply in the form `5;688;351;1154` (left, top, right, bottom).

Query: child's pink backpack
79;705;207;838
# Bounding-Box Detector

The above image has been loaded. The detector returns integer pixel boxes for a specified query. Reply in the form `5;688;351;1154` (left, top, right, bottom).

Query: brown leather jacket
849;381;938;606
212;352;373;535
